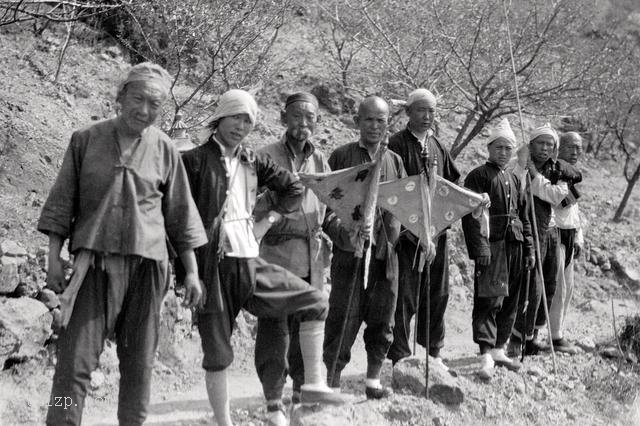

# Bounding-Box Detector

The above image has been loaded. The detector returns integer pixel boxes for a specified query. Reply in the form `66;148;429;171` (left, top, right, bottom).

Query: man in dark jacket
462;118;535;379
508;124;582;357
386;88;460;371
323;96;406;399
182;90;344;426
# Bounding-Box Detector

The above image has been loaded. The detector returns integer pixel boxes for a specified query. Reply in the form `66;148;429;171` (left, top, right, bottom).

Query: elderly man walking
252;92;344;425
508;124;582;357
39;63;208;425
548;132;584;354
386;88;460;370
182;89;343;426
323;96;406;399
462;119;535;379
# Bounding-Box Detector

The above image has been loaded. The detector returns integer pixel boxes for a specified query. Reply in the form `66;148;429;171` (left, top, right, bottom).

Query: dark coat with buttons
462;161;533;260
180;137;303;312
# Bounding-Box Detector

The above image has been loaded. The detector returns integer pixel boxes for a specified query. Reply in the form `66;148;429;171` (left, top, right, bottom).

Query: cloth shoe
552;338;579;355
490;348;522;371
300;383;352;405
477;353;494;381
432;356;449;372
365;385;393;399
506;338;522;359
266;403;288;426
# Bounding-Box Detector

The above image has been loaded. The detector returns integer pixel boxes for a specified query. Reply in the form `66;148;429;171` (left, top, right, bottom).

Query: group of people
38;62;584;426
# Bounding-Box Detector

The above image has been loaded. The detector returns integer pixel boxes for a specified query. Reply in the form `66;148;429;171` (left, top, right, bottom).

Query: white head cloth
210;89;258;126
529;123;559;148
487;118;517;147
406;88;437;108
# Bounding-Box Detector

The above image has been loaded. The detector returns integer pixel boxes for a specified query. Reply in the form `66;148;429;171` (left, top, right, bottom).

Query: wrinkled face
285;101;318;142
487;137;514;168
406;99;435;133
355;103;389;147
530;135;556;163
118;81;166;134
558;139;582;165
216;113;253;150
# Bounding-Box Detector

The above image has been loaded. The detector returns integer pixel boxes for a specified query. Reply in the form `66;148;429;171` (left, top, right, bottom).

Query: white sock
299;320;328;389
205;369;233;426
365;378;381;389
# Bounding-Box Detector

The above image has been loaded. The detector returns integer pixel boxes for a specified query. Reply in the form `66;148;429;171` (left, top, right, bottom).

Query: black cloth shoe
524;339;544;355
365;386;393;400
553;338;579;354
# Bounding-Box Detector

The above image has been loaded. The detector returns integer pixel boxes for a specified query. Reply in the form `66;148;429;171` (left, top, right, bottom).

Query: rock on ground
0;261;19;293
392;356;464;406
0;296;52;366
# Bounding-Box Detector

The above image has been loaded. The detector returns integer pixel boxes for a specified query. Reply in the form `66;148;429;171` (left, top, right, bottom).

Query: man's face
530;135;555;163
355;103;389;147
487;137;514;168
216;113;253;150
118;81;166;134
285;101;318;142
558;139;583;165
406;99;435;133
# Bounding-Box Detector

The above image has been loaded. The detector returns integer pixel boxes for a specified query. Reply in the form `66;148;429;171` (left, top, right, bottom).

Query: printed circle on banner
409;214;419;223
405;181;416;192
387;195;398;205
438;185;450;197
469;197;480;207
445;211;455;221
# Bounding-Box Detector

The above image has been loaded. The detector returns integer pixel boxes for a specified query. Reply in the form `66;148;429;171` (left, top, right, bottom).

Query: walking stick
424;259;431;399
502;0;557;373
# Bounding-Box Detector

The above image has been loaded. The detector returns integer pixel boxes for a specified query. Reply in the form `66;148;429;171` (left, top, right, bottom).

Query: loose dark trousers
387;234;449;363
198;257;327;404
472;241;524;350
513;227;559;340
254;276;310;401
323;246;398;387
46;256;168;426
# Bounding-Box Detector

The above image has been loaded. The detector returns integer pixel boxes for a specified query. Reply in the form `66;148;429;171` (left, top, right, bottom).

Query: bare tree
0;1;125;27
116;0;291;130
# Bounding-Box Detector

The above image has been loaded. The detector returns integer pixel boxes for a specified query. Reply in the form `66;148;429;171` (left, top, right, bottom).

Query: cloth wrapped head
285;92;319;109
529;123;559;148
209;89;258;129
406;88;437;108
117;62;172;100
487;118;517;147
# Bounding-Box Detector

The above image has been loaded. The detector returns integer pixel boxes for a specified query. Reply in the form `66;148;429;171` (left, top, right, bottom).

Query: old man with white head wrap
40;62;207;425
462;117;535;379
508;123;582;358
182;89;348;426
387;87;461;372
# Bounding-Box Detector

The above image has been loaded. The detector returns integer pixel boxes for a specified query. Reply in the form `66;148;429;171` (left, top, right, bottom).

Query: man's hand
46;255;66;293
573;243;582;259
182;272;203;309
525;255;536;270
527;158;539;179
349;222;372;247
476;255;491;267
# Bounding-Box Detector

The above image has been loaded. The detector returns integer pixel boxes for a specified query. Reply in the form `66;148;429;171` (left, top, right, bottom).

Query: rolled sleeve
531;174;568;205
37;132;81;239
162;147;208;254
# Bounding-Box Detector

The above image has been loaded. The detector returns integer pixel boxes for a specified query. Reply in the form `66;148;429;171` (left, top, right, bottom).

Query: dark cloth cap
285;92;319;109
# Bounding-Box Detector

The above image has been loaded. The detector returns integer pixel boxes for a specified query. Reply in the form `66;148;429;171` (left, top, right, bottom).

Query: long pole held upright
502;0;557;373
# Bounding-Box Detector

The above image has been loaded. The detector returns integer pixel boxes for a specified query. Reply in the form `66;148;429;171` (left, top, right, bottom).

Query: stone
610;253;640;289
38;288;60;309
577;337;596;351
0;262;19;293
0;297;52;366
601;259;611;271
600;346;621;359
392;356;464;405
0;240;28;258
90;370;105;389
526;366;546;378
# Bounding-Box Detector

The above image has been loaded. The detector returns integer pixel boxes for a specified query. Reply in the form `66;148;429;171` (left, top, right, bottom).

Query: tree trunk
451;112;490;159
613;162;640;222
